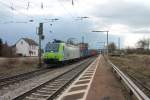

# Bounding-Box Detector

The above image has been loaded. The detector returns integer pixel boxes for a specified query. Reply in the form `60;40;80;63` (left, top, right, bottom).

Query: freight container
88;49;98;56
78;43;88;57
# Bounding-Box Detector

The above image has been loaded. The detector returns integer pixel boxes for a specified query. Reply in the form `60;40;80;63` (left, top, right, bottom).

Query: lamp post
92;30;109;56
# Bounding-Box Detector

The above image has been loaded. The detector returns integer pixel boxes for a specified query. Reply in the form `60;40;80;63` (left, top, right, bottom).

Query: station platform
57;55;125;100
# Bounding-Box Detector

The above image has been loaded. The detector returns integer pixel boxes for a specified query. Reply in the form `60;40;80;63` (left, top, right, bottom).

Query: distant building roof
22;38;38;46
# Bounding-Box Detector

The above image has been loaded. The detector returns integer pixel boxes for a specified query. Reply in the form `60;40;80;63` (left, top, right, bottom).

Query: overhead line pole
107;31;109;55
118;37;120;50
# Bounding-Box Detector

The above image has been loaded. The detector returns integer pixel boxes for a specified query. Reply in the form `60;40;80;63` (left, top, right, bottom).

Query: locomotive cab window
45;43;59;52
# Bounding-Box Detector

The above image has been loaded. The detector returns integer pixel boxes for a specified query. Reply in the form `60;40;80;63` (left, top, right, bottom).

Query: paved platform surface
57;55;125;100
86;55;125;100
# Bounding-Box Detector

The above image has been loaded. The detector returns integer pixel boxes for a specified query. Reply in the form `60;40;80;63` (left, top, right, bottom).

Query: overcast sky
0;0;150;49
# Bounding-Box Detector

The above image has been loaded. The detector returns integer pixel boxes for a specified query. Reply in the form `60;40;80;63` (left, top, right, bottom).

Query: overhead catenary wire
0;1;15;20
0;0;27;9
0;0;77;20
57;0;75;19
0;0;35;24
0;1;13;10
0;0;83;24
13;0;41;10
0;1;28;15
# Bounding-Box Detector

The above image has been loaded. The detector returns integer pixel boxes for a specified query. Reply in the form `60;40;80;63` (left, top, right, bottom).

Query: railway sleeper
25;97;42;100
36;91;53;95
47;84;61;87
27;94;49;99
51;81;61;84
52;80;68;84
37;90;54;94
31;93;50;97
40;88;53;92
48;88;58;91
40;87;58;91
56;79;69;81
25;96;46;100
45;85;61;88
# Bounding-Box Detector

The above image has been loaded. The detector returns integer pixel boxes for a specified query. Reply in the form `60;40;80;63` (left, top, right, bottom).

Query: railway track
126;71;150;97
13;58;94;100
0;68;53;89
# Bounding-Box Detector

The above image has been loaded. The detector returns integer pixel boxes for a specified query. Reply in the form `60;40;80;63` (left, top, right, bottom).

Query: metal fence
108;60;149;100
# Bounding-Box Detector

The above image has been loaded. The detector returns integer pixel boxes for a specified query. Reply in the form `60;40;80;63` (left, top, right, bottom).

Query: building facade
15;38;38;56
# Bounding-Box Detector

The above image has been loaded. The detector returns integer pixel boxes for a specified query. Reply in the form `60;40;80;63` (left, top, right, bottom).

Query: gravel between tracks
0;58;94;100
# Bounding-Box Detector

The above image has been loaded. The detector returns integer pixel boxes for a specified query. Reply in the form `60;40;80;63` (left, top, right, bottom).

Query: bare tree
137;38;149;49
135;38;150;54
0;39;16;57
108;42;117;53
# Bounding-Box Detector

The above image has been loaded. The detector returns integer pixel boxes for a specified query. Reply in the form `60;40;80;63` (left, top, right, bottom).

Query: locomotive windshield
45;43;59;52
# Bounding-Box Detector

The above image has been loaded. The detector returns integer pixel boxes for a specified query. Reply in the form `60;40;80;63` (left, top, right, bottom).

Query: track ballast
0;68;52;89
13;58;94;100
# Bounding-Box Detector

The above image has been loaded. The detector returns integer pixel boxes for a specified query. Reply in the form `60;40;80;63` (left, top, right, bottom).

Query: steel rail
108;60;149;100
126;71;150;97
13;57;95;100
0;58;91;88
0;68;53;88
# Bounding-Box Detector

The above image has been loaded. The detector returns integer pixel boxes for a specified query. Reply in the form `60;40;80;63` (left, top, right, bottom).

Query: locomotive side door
63;44;69;60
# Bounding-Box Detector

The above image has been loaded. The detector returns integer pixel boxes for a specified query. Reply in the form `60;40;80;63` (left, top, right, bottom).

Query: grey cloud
0;0;125;48
131;29;150;34
92;0;150;28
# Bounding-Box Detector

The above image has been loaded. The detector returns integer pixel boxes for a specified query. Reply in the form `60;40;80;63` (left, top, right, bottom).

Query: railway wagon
43;42;80;65
78;43;88;58
88;49;99;56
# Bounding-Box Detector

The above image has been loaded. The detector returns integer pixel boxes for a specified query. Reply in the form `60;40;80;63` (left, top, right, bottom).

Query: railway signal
38;23;44;67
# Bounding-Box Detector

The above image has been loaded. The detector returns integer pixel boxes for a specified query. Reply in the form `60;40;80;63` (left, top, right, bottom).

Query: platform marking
57;55;101;100
83;55;101;100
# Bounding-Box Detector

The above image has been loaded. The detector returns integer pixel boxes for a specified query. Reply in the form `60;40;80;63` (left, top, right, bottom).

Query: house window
31;45;35;50
33;45;35;50
29;51;33;56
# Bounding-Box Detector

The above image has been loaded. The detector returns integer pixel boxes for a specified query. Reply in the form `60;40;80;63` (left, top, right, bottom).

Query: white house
15;38;39;56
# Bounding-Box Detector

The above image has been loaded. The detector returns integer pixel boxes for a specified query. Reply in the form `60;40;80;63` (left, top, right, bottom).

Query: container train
43;41;98;65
